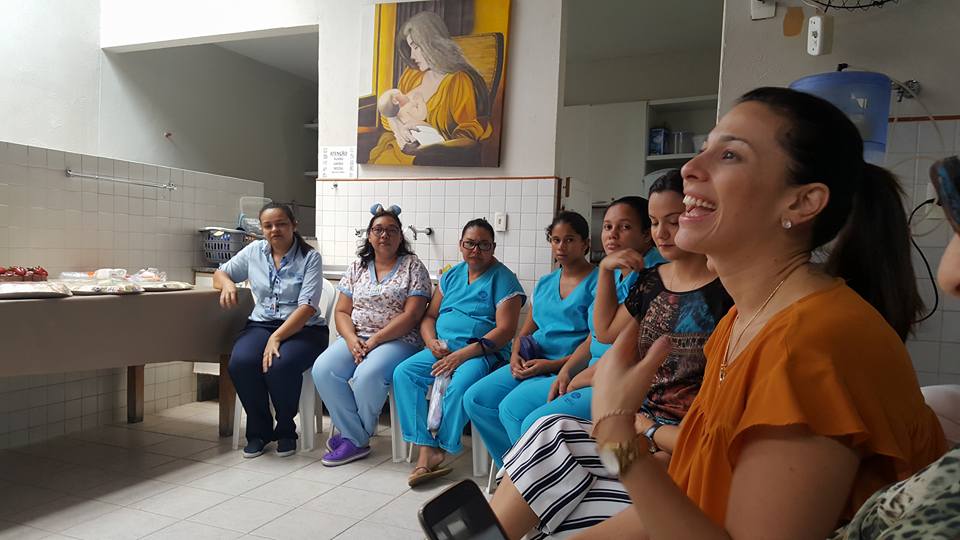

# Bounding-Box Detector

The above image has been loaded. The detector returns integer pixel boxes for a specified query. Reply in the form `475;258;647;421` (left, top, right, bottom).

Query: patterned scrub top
338;254;432;347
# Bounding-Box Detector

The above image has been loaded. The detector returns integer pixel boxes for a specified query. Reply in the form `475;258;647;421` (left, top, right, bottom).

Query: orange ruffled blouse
667;280;946;526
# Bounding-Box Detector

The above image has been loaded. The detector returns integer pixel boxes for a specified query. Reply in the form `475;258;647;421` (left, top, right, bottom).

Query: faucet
354;228;366;237
407;225;433;240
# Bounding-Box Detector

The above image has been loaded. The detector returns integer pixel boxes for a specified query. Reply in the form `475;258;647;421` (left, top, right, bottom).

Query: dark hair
738;87;920;340
606;196;653;232
545;211;589;241
649;169;684;197
259;202;313;257
357;210;413;265
461;218;495;240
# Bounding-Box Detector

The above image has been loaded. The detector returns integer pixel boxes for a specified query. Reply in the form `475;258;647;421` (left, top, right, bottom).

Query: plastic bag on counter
0;281;72;299
138;281;193;292
94;268;127;280
128;268;167;283
66;280;143;295
58;271;95;281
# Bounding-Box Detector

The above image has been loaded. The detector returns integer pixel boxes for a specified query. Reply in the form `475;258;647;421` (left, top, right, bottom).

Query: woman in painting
368;11;493;167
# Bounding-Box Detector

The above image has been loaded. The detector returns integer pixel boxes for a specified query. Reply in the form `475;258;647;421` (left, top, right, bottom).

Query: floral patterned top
338;254;432;347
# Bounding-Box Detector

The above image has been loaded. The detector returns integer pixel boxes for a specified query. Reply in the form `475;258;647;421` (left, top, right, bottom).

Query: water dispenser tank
790;71;891;165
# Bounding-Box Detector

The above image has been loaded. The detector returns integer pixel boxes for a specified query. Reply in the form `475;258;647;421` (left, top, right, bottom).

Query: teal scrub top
435;261;526;355
587;268;640;365
644;246;668;268
530;267;599;360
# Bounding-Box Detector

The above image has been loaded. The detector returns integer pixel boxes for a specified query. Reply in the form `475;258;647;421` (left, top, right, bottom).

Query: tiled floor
0;401;489;539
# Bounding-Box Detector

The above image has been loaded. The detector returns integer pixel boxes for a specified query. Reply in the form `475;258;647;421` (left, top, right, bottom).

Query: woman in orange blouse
368;11;492;167
492;87;947;540
583;87;947;538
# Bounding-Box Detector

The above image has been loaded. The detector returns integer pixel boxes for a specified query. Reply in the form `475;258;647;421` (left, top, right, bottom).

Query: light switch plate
494;212;508;231
750;0;776;20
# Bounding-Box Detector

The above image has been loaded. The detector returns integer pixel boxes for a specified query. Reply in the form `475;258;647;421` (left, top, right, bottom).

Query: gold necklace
719;272;793;383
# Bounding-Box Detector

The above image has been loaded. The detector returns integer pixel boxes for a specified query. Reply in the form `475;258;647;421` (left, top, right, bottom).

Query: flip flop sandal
408;463;453;487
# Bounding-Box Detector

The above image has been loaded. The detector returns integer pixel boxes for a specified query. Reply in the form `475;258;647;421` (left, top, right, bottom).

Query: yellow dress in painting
368;68;493;166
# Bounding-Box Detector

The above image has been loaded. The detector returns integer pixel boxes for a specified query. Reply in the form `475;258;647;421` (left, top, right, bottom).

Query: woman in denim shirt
215;203;328;458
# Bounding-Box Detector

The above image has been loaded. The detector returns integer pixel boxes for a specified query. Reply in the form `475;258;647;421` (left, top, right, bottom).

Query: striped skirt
499;414;632;539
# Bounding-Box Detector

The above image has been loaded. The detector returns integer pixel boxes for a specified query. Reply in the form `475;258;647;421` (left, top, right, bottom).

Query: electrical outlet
807;15;833;56
750;0;776;20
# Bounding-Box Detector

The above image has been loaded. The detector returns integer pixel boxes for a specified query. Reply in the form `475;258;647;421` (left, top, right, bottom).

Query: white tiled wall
887;118;960;386
0;140;264;447
315;178;559;296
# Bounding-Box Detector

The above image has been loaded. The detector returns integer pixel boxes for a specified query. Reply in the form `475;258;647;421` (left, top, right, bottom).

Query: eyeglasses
369;226;401;237
461;240;494;252
931;156;960;233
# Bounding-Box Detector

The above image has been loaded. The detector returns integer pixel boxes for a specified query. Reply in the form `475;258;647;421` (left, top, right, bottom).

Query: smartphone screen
419;480;508;540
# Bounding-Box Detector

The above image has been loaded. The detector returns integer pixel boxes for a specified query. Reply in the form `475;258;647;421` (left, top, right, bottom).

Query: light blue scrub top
530;267;598;359
587;268;639;365
219;239;325;326
435;261;526;356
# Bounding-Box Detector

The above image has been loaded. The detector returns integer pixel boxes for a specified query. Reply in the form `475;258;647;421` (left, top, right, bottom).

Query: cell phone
930;156;960;233
418;480;508;540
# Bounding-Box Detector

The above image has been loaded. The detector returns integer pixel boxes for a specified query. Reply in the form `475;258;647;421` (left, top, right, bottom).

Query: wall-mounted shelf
647;152;697;162
304;171;318;177
304;123;319;130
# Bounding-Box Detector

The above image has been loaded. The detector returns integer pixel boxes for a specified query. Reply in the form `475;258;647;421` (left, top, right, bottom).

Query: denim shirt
219;239;325;326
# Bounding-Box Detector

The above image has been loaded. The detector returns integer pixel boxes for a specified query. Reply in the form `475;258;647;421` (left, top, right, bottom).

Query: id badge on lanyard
269;263;283;315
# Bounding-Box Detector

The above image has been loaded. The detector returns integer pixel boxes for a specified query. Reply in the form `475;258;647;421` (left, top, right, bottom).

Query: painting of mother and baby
357;0;510;168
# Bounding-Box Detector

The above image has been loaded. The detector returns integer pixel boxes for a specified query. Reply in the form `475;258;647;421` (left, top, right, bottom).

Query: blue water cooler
790;71;891;165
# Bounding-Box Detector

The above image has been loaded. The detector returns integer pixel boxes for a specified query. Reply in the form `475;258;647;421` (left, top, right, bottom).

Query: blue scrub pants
311;337;419;448
464;364;564;468
518;387;593;438
228;321;329;442
392;348;491;455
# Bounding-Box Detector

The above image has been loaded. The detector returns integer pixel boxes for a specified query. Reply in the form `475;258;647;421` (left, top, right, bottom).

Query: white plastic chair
232;278;337;452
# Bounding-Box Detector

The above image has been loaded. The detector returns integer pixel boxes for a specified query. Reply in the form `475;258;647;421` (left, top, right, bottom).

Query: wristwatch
597;434;655;476
643;421;663;454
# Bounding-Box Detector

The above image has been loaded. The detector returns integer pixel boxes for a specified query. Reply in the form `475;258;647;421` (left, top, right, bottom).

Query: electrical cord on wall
909;198;939;322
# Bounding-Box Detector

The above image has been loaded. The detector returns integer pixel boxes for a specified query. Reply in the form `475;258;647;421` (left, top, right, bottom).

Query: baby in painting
378;88;428;128
377;88;444;147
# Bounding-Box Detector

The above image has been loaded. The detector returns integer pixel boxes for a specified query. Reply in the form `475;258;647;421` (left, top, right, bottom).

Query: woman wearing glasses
394;218;526;486
312;205;432;466
464;211;597;468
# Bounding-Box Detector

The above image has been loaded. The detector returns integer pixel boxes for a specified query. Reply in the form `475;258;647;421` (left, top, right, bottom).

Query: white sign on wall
319;146;357;179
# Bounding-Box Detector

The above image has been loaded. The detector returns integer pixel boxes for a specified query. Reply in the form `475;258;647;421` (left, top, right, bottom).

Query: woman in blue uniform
515;196;664;436
393;218;525;486
214;203;328;459
463;212;596;468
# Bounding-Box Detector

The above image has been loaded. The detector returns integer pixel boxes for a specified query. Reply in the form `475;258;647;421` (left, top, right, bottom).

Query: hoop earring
781;219;793;230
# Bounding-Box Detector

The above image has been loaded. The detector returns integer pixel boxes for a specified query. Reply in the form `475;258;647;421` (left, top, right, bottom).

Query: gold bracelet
591;409;635;436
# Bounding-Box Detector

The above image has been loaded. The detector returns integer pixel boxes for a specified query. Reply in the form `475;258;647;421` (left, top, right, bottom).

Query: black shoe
276;438;297;457
242;438;268;458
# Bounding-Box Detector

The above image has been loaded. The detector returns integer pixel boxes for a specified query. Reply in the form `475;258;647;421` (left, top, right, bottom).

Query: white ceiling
217;33;318;83
565;0;723;63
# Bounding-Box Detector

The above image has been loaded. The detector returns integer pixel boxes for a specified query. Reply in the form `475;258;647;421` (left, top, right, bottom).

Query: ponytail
825;164;921;340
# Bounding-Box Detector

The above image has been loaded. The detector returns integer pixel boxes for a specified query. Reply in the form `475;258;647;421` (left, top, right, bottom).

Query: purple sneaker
325;433;344;453
321;439;371;467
